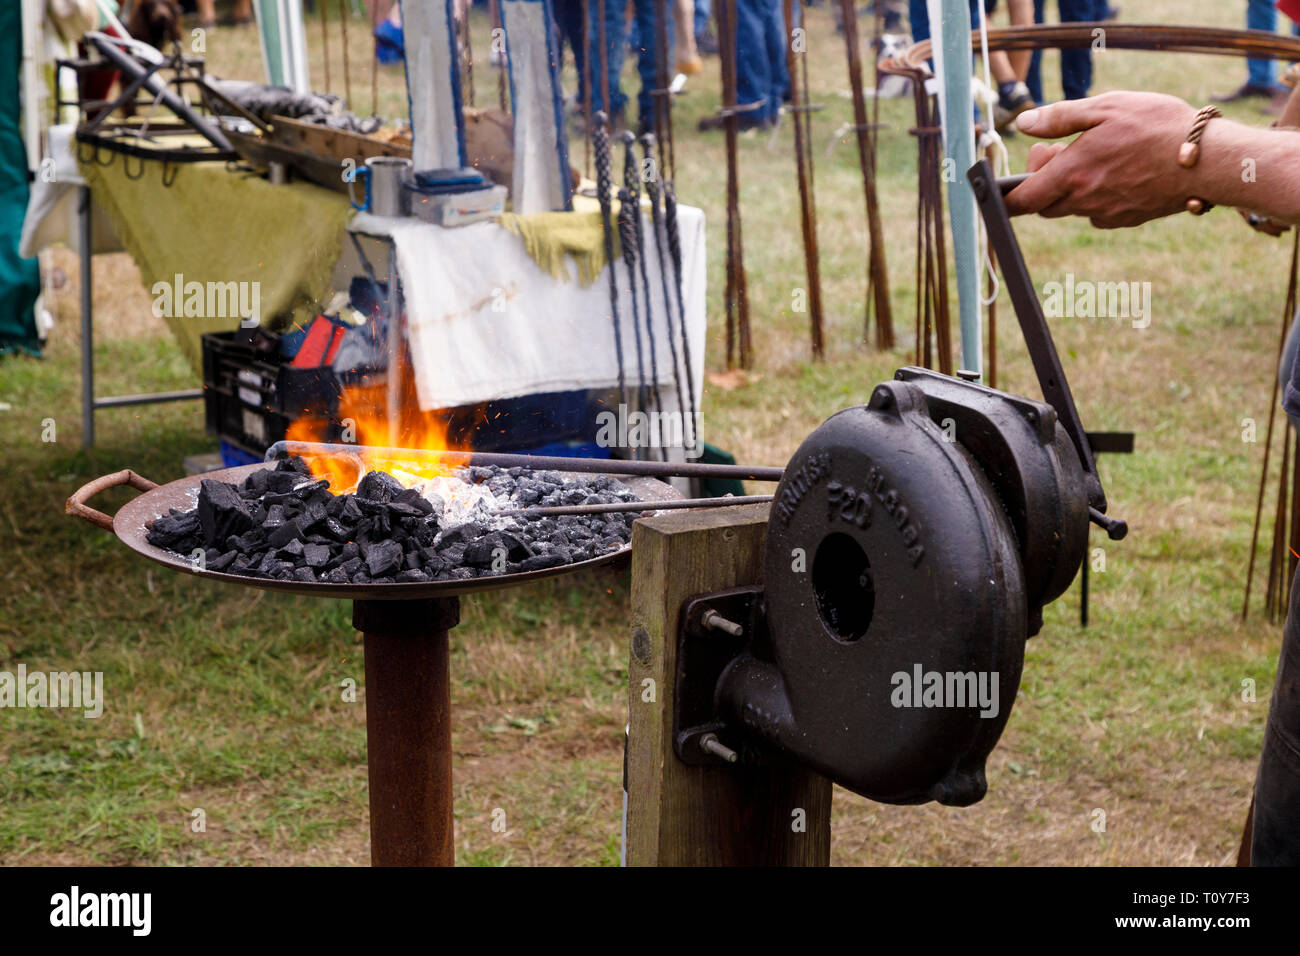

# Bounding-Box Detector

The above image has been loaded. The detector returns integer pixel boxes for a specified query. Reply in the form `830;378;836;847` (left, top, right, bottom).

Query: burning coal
145;456;641;584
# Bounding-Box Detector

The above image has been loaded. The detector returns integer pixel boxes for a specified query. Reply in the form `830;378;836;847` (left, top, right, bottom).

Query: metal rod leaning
263;441;787;482
498;494;774;518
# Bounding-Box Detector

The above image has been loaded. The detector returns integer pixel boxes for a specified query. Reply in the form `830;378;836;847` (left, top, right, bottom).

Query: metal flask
360;156;413;218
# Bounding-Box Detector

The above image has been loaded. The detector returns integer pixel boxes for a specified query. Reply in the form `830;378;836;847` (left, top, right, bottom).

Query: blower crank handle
968;159;1117;524
997;172;1032;196
1089;507;1128;541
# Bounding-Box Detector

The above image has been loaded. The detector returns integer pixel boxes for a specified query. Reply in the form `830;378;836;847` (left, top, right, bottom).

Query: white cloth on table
350;206;707;421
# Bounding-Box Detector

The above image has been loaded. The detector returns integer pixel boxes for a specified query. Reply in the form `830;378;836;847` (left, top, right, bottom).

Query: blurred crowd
1215;0;1300;115
545;0;1125;135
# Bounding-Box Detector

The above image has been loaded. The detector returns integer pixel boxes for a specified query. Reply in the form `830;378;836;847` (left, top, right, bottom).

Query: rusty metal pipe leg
355;597;460;867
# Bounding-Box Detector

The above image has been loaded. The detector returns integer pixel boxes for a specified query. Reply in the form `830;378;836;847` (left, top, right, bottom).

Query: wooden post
626;504;832;865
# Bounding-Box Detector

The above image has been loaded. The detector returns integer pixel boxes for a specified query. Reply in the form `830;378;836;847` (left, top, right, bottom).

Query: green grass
0;0;1290;864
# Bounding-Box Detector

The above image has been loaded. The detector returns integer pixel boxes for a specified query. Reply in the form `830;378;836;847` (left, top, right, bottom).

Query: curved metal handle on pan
66;470;160;531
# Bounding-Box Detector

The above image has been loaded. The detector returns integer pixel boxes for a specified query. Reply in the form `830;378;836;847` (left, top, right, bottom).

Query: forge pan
68;463;681;599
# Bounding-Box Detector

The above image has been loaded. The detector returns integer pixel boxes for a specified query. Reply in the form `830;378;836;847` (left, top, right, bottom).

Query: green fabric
0;0;42;357
79;157;352;374
698;442;747;499
499;208;618;287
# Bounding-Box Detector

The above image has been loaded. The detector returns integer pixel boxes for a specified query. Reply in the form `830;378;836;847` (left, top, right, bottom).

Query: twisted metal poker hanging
593;112;630;411
641;131;693;451
621;132;664;418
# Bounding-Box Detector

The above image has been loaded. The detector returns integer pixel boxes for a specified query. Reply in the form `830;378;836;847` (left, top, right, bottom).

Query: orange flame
286;377;473;493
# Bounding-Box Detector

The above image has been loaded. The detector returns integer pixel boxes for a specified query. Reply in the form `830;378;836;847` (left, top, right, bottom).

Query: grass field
1;0;1293;865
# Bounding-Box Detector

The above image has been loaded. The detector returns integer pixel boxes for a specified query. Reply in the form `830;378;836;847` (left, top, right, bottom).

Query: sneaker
1213;82;1277;103
995;82;1035;131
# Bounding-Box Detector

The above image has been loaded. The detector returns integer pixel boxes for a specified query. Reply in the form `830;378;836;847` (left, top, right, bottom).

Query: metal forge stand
354;598;460;866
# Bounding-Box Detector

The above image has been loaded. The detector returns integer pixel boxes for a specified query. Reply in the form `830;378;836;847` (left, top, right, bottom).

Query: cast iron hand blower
671;161;1127;806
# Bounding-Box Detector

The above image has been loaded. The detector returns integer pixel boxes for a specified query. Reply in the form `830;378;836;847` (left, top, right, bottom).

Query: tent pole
929;0;981;377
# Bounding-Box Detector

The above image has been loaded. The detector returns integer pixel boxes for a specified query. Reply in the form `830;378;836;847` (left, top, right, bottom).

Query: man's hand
1003;92;1199;228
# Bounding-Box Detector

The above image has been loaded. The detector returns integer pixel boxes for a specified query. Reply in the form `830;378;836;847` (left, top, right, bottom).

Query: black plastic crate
201;329;340;457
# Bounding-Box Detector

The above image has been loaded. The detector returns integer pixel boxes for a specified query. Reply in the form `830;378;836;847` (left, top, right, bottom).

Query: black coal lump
265;470;306;494
267;518;305;549
365;539;403;577
291;567;317;583
304;543;331;568
463;534;501;569
242;469;270;497
396;569;428;582
262;504;287;529
275;456;310;474
293;479;332;499
146;509;201;549
519;553;566;572
386;500;427;519
357;470;404;502
437;521;483;549
497;531;534;560
278;537;306;559
197;479;255;548
299;497;328;531
207;549;238;572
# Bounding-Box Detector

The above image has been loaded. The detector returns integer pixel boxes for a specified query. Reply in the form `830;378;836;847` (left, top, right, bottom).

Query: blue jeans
1027;0;1102;103
907;0;981;46
733;0;789;123
1249;0;1278;90
907;0;984;122
589;0;674;122
695;0;711;38
553;0;587;99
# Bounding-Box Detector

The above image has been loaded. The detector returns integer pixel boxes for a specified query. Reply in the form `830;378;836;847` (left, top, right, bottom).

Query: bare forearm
1195;121;1300;224
1006;91;1300;229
